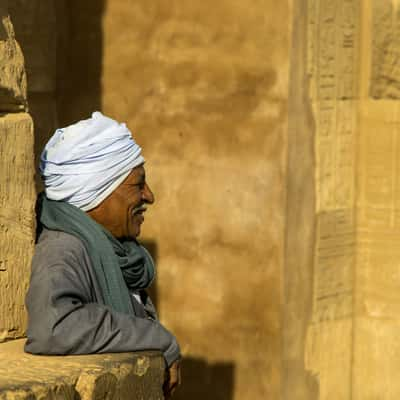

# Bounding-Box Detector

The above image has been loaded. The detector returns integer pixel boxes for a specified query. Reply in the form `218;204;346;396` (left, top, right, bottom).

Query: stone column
285;1;400;399
0;3;35;342
354;1;400;398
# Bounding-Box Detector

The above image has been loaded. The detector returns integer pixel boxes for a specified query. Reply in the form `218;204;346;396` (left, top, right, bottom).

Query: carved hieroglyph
304;1;400;399
305;0;359;398
370;0;400;99
0;113;35;342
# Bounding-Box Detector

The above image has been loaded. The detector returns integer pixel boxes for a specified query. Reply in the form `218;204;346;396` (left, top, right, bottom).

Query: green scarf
38;194;155;315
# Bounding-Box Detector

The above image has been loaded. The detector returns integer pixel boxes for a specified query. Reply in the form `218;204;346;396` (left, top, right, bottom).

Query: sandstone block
370;0;400;99
285;0;360;398
0;113;35;341
286;1;400;399
0;339;165;400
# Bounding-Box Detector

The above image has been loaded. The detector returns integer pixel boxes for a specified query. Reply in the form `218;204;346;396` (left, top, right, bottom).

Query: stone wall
304;0;358;398
99;2;292;399
283;1;318;398
285;1;400;399
0;3;35;342
355;1;400;398
285;0;362;398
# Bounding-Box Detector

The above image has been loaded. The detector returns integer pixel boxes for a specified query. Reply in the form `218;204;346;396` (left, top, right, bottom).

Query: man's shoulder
37;228;85;249
34;228;88;265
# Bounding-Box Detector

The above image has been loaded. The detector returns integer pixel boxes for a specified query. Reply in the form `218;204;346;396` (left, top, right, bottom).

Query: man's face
88;165;154;240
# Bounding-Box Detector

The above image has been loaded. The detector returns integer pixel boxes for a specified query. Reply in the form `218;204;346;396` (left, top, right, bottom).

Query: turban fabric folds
40;112;144;211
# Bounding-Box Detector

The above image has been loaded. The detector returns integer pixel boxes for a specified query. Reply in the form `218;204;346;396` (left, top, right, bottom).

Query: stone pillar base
0;340;165;400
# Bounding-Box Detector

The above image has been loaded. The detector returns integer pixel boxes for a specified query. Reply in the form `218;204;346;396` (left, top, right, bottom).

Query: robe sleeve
24;231;180;367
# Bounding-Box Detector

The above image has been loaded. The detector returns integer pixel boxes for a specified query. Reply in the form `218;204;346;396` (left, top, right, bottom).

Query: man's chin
129;226;141;239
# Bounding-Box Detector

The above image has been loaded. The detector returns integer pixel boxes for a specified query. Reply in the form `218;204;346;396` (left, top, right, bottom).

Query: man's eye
130;182;145;190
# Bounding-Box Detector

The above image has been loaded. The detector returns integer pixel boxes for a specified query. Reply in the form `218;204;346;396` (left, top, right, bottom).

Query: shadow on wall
175;358;235;400
56;0;105;127
143;244;235;400
141;239;158;310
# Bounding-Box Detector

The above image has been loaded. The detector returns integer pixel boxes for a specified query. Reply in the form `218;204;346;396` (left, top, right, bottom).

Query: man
25;112;181;397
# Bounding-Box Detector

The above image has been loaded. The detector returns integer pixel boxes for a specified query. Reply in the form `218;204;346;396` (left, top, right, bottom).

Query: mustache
132;203;147;215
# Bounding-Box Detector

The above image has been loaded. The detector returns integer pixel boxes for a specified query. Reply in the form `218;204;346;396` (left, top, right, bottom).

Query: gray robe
25;228;180;366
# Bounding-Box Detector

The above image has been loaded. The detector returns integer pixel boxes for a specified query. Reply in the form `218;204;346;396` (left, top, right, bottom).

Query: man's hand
163;360;181;399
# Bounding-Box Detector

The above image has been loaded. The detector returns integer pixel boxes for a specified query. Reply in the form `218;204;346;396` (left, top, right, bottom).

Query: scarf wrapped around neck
38;194;155;315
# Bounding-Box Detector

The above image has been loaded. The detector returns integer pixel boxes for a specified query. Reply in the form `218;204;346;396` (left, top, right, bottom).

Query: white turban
40;111;145;211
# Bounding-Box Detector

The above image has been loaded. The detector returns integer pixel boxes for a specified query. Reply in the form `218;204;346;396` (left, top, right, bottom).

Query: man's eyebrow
126;172;145;185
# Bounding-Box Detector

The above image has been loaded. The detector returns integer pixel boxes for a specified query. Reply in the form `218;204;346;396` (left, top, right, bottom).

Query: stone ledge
0;339;165;400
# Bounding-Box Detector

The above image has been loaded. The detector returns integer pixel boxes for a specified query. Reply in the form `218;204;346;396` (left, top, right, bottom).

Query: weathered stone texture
354;1;400;398
0;8;27;111
355;99;400;399
286;0;400;399
0;113;35;341
0;340;165;400
370;0;400;98
300;1;359;398
284;3;318;400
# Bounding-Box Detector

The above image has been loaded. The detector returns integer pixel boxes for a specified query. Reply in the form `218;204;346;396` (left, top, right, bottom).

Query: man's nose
142;183;155;204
